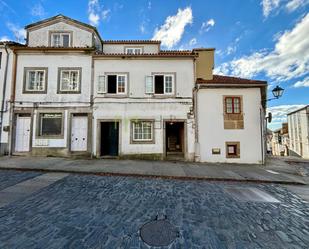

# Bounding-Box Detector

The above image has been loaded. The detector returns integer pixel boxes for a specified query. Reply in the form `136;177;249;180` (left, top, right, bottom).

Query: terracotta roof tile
103;40;161;44
197;75;267;85
94;50;197;57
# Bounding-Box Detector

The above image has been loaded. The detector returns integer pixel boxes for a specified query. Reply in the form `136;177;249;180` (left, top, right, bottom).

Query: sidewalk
0;156;307;185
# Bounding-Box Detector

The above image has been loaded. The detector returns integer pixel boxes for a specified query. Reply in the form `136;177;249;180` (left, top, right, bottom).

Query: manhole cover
140;219;178;247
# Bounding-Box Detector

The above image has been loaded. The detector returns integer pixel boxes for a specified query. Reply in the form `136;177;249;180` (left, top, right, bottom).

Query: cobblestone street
0;170;308;249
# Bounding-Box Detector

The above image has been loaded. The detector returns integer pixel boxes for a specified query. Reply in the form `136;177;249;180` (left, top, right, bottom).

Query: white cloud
6;23;26;43
261;0;280;17
0;36;10;42
102;8;111;21
31;2;46;18
148;1;152;10
152;7;193;49
286;0;309;12
200;18;215;33
189;38;197;46
267;104;306;128
88;0;100;26
293;76;309;87
261;0;309;17
0;0;16;14
215;13;309;82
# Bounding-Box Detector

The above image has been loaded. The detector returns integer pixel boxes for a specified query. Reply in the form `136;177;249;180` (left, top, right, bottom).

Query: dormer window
51;32;71;47
125;47;142;55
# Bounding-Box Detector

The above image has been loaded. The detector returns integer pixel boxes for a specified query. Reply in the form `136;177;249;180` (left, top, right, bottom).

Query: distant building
271;123;289;156
287;105;309;159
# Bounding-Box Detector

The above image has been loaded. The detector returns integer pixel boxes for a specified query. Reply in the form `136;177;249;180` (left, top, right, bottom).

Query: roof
0;41;25;46
197;75;267;85
24;14;101;40
94;50;197;58
287;105;309;115
103;40;161;44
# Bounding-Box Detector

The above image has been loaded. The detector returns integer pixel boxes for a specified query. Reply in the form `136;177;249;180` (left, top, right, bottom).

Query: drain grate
225;187;281;203
140;219;178;247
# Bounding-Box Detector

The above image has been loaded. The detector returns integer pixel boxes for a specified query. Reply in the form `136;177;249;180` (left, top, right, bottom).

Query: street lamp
272;85;284;99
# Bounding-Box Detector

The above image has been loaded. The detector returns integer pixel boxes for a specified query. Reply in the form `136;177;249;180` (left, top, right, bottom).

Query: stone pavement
0;171;308;249
0;156;307;185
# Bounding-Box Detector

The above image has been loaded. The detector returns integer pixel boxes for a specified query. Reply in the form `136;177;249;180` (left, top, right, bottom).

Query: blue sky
0;0;308;129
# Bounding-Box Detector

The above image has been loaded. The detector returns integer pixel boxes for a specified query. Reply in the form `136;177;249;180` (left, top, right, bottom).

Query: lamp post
268;85;285;101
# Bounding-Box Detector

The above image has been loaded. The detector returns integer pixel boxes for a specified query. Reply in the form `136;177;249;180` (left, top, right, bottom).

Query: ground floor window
131;121;153;143
226;142;240;158
39;113;63;137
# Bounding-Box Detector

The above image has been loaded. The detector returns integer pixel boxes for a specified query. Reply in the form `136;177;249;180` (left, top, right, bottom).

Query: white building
0;14;267;164
287;105;309;159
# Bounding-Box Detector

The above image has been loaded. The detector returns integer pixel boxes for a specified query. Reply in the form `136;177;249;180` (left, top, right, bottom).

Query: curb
0;166;306;185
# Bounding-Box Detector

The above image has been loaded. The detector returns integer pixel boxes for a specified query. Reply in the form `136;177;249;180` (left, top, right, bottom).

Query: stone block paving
0;173;308;249
0;170;41;191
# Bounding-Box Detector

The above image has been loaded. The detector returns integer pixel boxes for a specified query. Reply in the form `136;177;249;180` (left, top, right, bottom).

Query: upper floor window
58;68;81;93
23;68;48;93
125;47;142;55
51;32;71;47
145;74;175;95
225;97;241;114
97;74;127;95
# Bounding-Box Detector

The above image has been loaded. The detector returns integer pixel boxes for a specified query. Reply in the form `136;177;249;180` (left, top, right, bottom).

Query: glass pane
28;71;36;90
41;114;62;136
145;76;154;93
61;71;70;91
52;34;61;47
165;76;173;93
117;75;126;93
226;98;233;113
127;49;134;54
134;49;141;54
37;71;45;90
228;145;236;155
234;98;240;113
62;34;70;47
70;71;79;91
98;76;106;93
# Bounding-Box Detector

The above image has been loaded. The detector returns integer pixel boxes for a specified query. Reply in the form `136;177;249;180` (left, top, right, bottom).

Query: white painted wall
94;59;194;98
28;22;94;47
103;44;160;54
15;53;92;105
288;107;309;159
92;101;195;159
92;58;195;159
0;47;14;146
197;88;264;164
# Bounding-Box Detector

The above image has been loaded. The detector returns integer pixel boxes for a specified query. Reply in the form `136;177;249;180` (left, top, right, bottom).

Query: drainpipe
260;107;265;165
8;49;17;156
193;84;201;162
0;43;10;153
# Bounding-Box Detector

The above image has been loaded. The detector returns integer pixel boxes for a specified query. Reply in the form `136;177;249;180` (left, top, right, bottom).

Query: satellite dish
268;112;272;123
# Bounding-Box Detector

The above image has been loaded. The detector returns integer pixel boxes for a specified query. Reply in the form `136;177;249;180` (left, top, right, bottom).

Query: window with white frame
51;33;71;47
39;113;63;136
58;68;81;93
145;74;175;95
97;74;127;94
24;68;47;92
125;47;142;55
132;121;153;142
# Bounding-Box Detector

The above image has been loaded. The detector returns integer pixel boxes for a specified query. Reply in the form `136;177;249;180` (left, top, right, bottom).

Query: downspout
8;49;17;156
0;43;10;153
260;107;265;165
90;52;95;158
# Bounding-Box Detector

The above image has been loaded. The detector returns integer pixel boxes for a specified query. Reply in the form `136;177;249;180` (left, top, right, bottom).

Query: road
0;169;308;249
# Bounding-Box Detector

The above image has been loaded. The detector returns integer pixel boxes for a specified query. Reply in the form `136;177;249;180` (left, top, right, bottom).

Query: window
125;47;142;55
0;52;2;69
97;74;127;94
145;74;175;95
51;33;71;47
225;97;241;114
39;113;63;136
58;68;81;93
24;68;47;93
132;121;153;142
226;142;240;158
